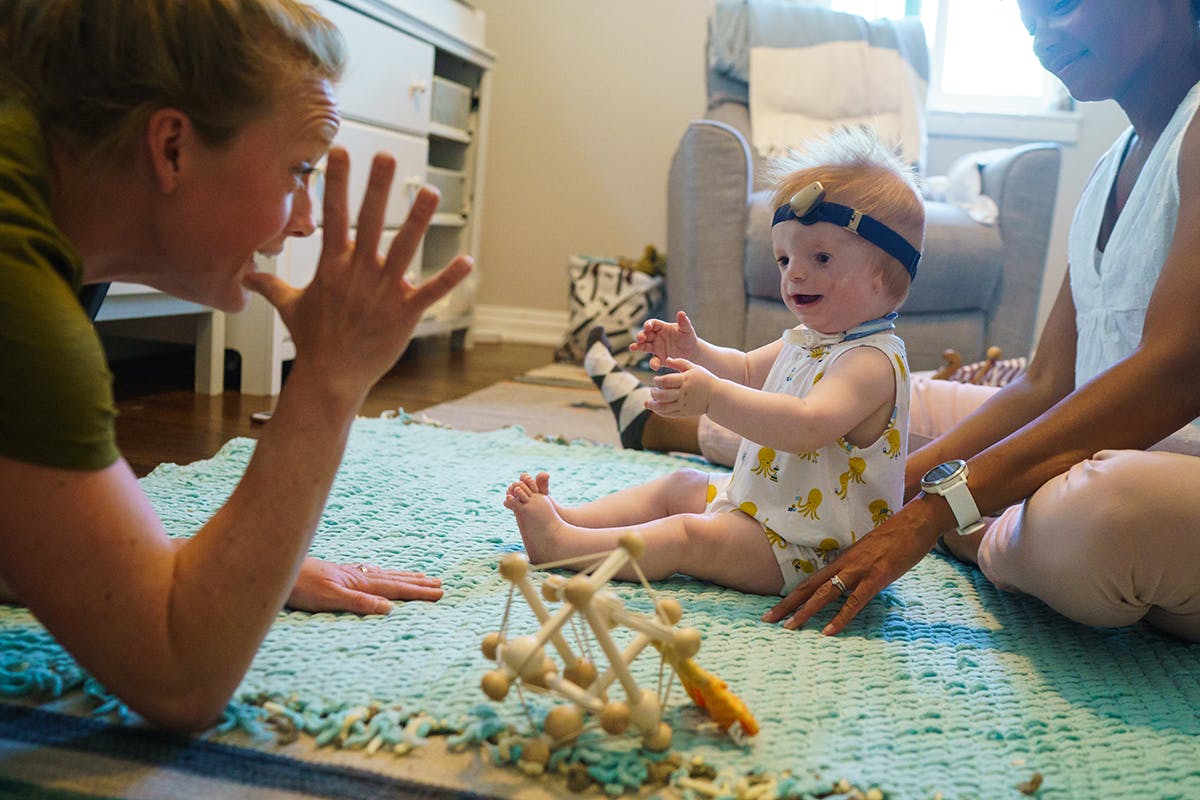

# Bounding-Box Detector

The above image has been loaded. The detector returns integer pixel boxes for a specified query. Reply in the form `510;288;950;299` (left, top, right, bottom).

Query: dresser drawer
320;119;428;228
425;165;465;215
313;0;434;135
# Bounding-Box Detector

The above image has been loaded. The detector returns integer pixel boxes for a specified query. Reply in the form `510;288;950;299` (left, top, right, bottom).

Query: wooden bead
618;532;646;560
541;574;566;602
520;737;551;767
563;658;597;689
481;670;509;701
671;627;702;660
656;597;683;624
643;721;672;752
563;575;594;607
481;631;502;661
600;702;631;734
498;553;528;581
543;705;584;742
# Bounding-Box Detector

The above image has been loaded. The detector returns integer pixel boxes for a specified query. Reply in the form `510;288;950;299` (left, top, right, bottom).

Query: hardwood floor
111;337;556;477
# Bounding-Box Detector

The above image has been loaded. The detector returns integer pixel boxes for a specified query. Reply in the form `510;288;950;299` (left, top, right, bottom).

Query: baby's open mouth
792;294;822;305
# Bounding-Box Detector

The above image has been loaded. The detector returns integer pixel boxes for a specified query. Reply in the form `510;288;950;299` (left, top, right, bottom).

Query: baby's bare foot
504;489;566;565
511;472;551;496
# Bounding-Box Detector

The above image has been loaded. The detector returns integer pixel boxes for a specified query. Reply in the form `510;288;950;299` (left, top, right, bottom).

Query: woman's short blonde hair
766;127;926;306
0;0;346;166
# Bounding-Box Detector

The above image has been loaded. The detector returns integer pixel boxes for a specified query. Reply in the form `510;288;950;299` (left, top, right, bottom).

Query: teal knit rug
3;417;1199;799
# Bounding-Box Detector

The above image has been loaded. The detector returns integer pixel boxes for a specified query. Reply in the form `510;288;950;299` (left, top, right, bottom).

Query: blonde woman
0;0;471;729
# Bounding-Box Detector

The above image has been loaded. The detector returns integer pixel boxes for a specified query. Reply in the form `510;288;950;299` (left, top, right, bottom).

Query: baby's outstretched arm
646;357;719;418
633;311;764;382
631;310;700;369
657;347;897;455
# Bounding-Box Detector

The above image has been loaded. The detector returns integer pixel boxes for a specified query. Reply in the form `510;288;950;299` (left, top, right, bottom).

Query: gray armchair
666;3;1061;369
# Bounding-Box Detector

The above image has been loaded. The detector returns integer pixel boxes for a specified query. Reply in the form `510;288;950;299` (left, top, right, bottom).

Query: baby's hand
630;311;699;370
646;357;716;417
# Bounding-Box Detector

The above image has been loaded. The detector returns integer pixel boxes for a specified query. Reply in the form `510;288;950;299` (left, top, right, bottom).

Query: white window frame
828;0;1082;142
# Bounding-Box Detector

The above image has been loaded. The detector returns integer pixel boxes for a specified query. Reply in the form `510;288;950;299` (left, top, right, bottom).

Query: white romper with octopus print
704;320;910;594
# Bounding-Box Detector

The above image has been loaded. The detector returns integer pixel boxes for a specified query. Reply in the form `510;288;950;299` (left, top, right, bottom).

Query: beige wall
471;2;1130;351
471;0;713;314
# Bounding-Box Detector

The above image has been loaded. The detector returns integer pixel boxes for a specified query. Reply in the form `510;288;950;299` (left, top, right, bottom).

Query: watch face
923;460;966;486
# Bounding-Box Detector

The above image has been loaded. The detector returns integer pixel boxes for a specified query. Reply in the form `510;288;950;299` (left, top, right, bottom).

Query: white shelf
431;213;467;228
429;121;471;144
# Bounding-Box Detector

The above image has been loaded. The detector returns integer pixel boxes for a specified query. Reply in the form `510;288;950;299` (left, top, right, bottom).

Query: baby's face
771;219;893;334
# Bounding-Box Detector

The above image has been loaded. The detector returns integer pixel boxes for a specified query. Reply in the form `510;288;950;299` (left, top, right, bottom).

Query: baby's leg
505;489;782;594
509;469;711;528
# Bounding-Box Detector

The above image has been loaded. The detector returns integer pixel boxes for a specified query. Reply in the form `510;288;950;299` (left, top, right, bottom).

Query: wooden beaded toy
480;532;757;770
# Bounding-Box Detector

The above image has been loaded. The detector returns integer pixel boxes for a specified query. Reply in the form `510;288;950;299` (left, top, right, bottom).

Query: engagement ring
829;574;848;596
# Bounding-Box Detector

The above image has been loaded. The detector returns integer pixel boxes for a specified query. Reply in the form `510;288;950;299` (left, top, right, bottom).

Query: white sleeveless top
713;319;910;550
1068;80;1200;454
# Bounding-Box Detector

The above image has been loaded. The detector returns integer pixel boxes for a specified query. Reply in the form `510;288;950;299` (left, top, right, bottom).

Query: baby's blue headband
772;181;920;280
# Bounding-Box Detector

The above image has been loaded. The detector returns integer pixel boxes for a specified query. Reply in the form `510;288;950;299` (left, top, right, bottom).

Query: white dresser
224;0;495;395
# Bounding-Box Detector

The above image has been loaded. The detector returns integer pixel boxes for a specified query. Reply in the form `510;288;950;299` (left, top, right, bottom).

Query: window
829;0;1069;115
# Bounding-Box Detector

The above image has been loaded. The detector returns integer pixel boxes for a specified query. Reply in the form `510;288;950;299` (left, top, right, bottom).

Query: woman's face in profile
1017;0;1175;103
157;77;340;312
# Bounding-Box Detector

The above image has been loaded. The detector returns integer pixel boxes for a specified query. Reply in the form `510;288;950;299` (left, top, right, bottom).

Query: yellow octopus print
707;482;718;504
788;488;822;519
792;558;816;574
883;425;903;460
751;447;780;482
836;457;867;499
814;537;841;563
869;499;893;526
796;450;820;463
893;353;908;381
763;525;786;549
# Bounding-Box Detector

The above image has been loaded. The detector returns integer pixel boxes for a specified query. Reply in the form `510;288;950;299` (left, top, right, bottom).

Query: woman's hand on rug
762;502;942;635
286;557;444;614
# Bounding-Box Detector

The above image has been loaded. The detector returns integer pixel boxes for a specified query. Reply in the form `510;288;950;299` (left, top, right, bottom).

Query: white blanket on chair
721;3;928;168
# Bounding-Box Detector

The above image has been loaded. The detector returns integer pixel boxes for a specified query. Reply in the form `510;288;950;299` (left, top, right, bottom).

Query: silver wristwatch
920;459;986;536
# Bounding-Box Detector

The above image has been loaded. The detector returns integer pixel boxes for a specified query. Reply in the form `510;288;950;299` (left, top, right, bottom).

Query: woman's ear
144;108;192;194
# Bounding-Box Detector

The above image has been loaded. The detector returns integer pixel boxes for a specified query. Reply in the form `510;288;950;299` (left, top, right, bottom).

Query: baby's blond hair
766;127;925;305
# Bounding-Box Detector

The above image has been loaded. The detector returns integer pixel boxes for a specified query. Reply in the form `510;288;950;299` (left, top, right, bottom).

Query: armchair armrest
666;120;755;348
979;142;1062;358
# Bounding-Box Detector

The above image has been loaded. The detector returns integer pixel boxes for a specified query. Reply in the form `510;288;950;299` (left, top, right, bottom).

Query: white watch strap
943;482;985;536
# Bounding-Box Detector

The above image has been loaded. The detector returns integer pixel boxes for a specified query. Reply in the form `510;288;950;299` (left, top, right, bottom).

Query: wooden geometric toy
480;532;757;768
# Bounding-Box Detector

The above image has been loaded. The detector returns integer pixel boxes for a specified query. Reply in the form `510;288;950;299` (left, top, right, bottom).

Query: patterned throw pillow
556;255;665;365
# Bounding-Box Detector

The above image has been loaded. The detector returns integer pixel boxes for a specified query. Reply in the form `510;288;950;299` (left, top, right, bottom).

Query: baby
505;128;925;596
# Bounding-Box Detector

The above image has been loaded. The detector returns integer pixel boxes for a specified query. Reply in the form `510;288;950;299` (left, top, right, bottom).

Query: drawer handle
409;79;429;96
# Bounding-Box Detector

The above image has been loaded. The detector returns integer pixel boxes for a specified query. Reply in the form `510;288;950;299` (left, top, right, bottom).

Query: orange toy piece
663;651;758;739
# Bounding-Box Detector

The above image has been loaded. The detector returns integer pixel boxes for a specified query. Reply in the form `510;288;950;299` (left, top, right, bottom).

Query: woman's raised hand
245;147;473;403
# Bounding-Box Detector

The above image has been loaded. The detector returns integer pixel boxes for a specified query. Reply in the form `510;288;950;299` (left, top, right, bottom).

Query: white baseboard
471;304;568;346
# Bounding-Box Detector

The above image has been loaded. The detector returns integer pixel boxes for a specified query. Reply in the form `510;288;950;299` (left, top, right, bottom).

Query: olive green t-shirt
0;96;120;470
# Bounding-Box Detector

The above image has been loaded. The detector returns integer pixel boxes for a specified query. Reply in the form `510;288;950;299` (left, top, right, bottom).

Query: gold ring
829;574;848;595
